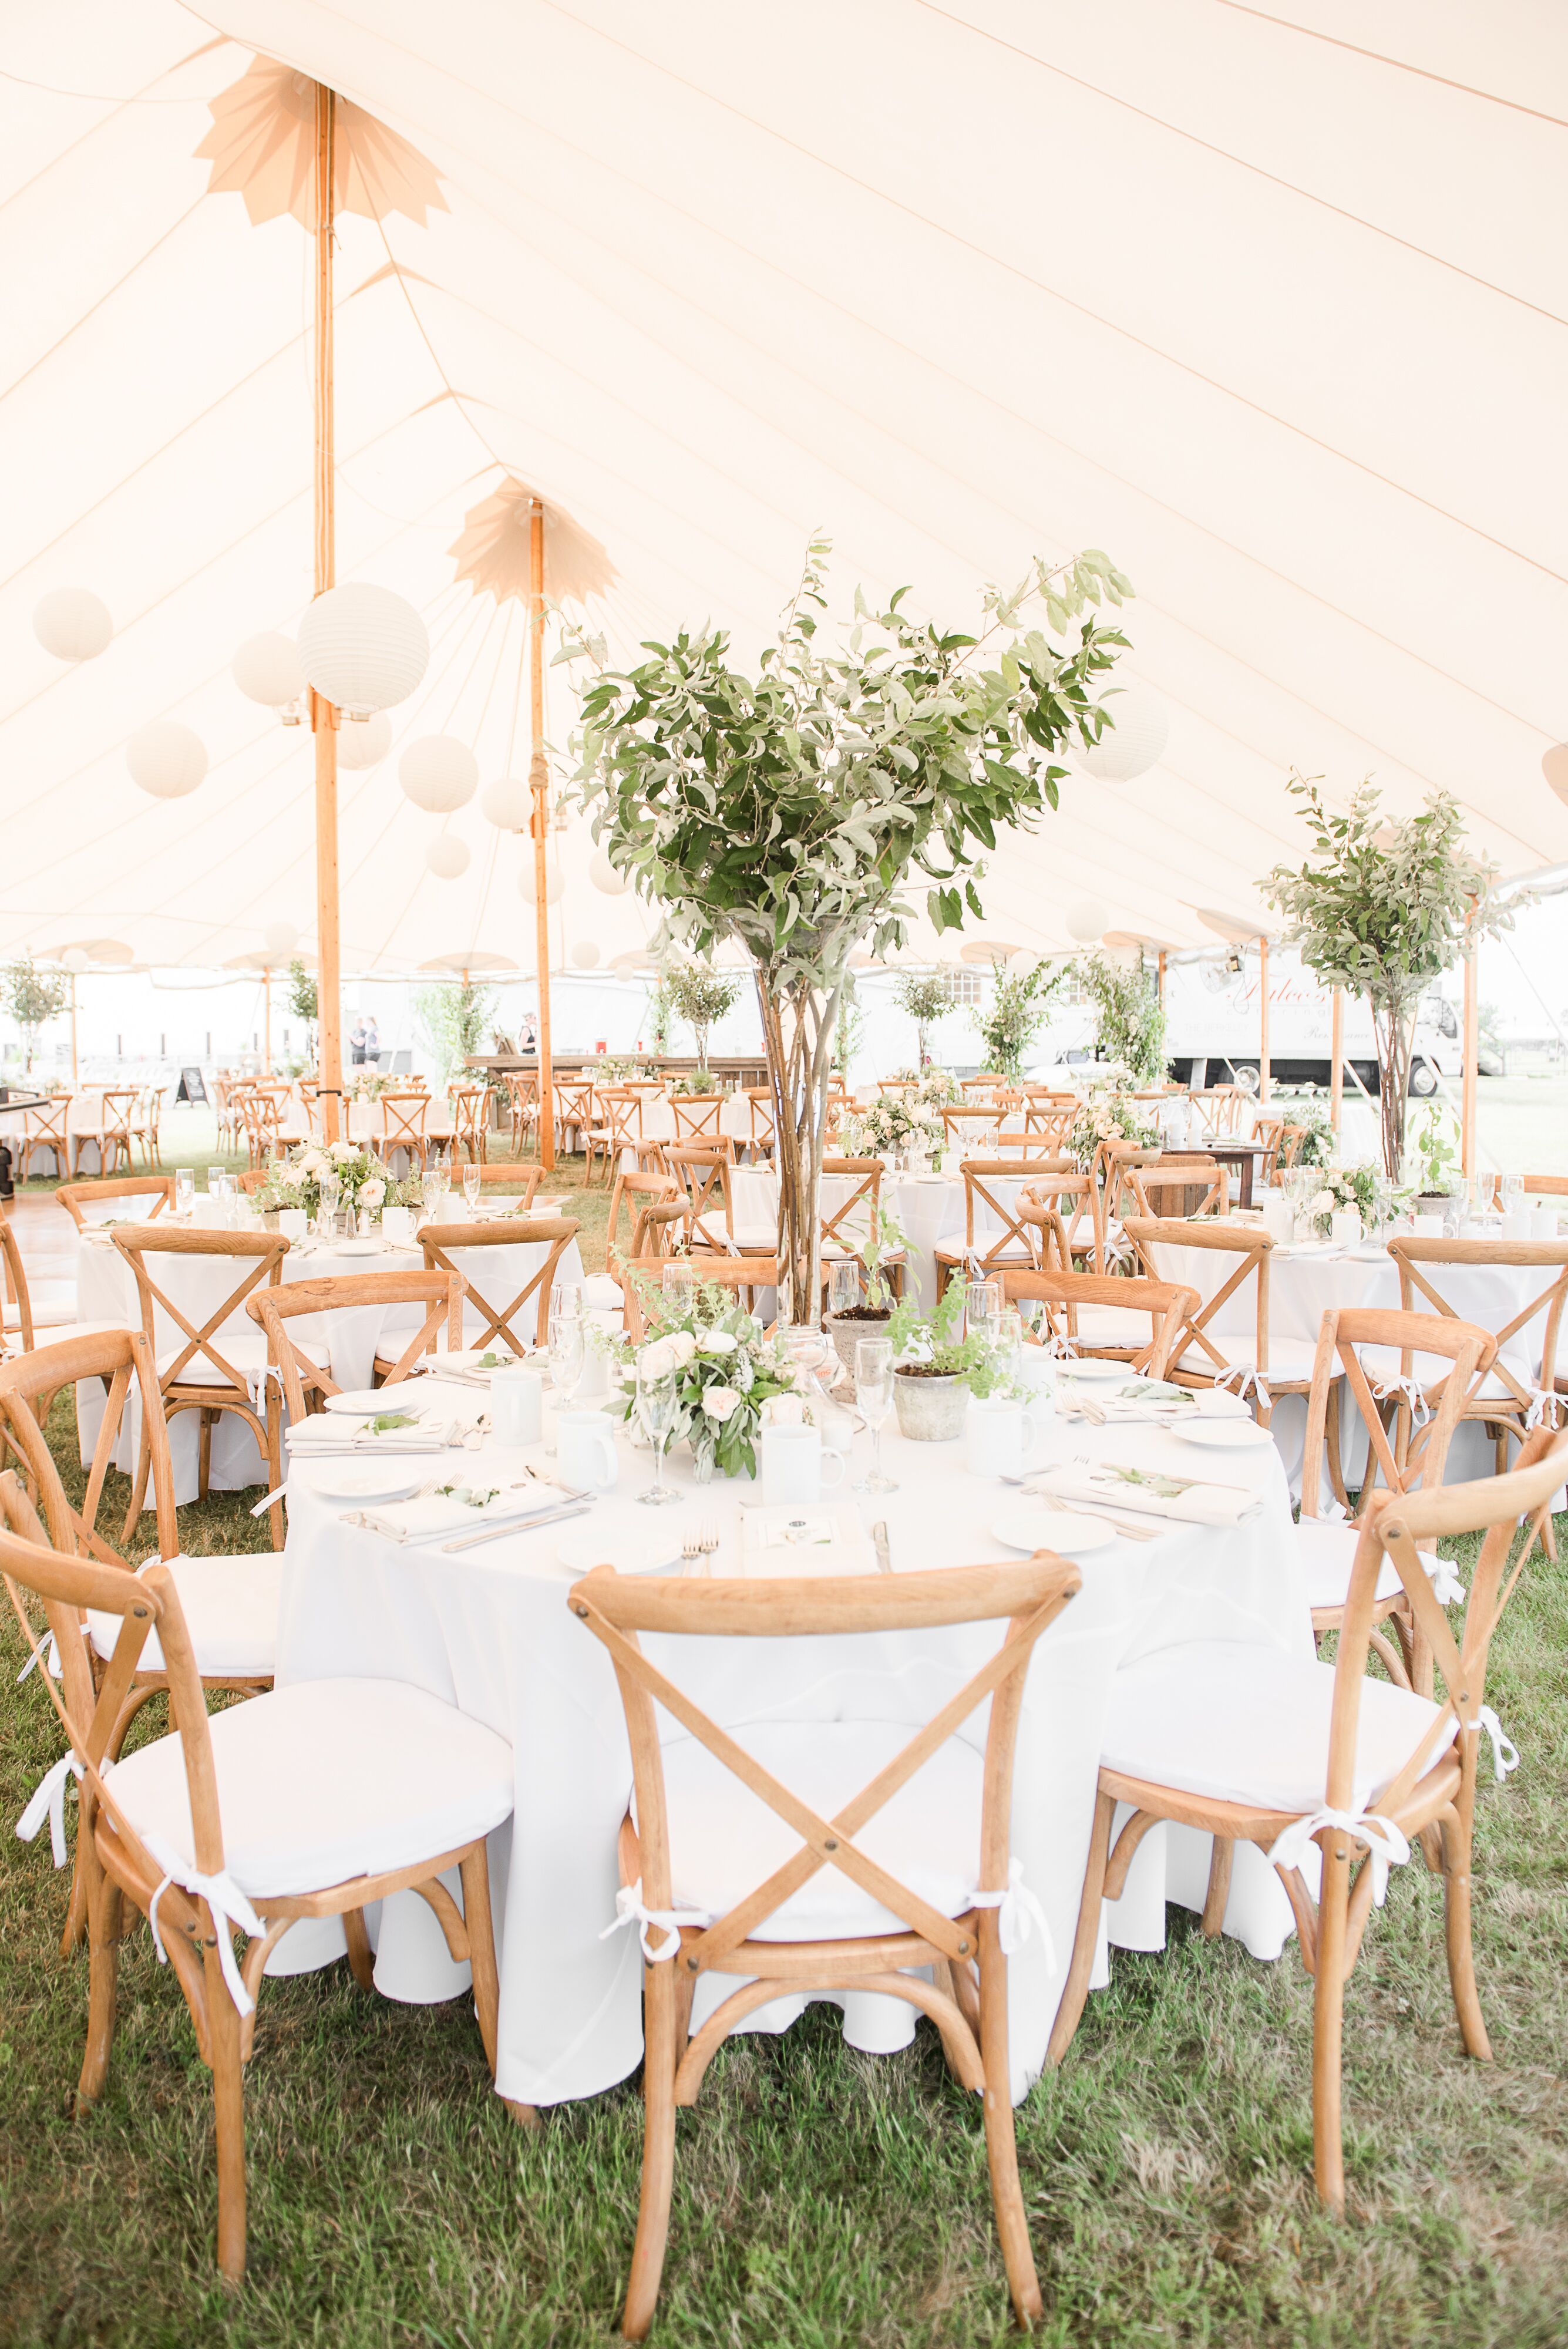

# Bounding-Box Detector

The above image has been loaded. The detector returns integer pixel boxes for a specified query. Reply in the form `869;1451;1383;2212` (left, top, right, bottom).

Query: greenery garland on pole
565;536;1133;1322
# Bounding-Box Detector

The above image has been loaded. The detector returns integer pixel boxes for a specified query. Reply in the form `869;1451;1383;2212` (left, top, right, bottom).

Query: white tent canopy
4;0;1566;978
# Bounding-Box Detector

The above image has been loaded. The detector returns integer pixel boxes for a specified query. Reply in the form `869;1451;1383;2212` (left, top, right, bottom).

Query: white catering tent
3;0;1566;983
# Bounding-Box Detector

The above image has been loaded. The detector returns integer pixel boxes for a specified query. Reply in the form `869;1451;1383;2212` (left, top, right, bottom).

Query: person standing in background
348;1013;368;1066
363;1012;381;1066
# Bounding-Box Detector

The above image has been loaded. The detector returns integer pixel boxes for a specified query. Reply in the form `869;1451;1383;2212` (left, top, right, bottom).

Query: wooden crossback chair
54;1174;175;1232
240;1088;288;1168
743;1086;775;1157
620;1253;780;1344
1298;1307;1495;1690
248;1271;466;1500
569;1552;1082;2336
95;1089;140;1177
1047;1434;1566;2214
1189;1084;1246;1135
819;1156;904;1296
669;1091;724;1144
1017;1172;1098;1272
552;1075;597;1156
111;1227;289;1536
410;1217;580;1359
875;1077;917;1098
586;1086;645;1186
0;1509;515;2282
21;1094;73;1180
1001;1267;1197;1380
378;1089;432;1173
1125;1158;1226;1221
1119;1215;1311;1420
448;1084;490;1167
1251;1115;1286;1187
662;1140;735;1255
1387;1236;1568;1505
504;1071;539;1157
940;1102;1003;1150
932;1161;1046;1302
0;1210;130;1441
1012;1101;1074;1147
607;1169;682;1263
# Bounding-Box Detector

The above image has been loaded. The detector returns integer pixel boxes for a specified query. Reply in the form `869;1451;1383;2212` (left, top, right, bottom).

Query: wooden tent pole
1462;921;1479;1177
1330;988;1344;1139
263;968;272;1071
529;496;556;1170
69;974;78;1086
1257;934;1271;1103
309;81;343;1143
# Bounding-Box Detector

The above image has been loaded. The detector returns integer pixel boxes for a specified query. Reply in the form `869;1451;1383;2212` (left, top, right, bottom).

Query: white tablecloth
273;1385;1306;2110
0;1091;115;1174
73;1203;584;1503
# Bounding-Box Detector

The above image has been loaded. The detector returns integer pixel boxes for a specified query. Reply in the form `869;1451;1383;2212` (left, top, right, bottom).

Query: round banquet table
271;1380;1310;2111
72;1202;585;1504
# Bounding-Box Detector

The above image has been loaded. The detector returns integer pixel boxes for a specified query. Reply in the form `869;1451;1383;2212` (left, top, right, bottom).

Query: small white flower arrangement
1066;1066;1161;1166
257;1143;389;1217
839;1094;943;1162
604;1280;807;1480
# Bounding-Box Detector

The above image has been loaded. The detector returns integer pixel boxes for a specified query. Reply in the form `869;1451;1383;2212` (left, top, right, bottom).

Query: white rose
667;1330;698;1367
762;1392;806;1427
330;1140;358;1163
638;1337;678;1380
298;1149;328;1179
1310;1190;1335;1216
359;1179;385;1208
702;1385;741;1422
696;1329;737;1355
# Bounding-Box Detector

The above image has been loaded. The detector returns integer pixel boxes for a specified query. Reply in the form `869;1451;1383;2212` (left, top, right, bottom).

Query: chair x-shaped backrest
819;1157;881;1262
671;1093;723;1142
571;1559;1079;1976
1018;1173;1095;1271
961;1162;1039;1271
1130;1163;1225;1221
100;1089;138;1138
745;1089;775;1148
26;1098;70;1155
381;1092;430;1147
596;1089;645;1153
114;1229;288;1400
1388;1237;1568;1420
553;1079;595;1130
248;1271;466;1419
419;1217;579;1354
664;1143;732;1249
1299;1307;1493;1525
0;1328;179;1567
1118;1216;1272;1377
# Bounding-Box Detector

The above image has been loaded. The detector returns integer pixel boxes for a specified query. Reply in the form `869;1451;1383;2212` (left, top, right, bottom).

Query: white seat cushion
1071;1303;1157;1348
106;1677;513;1900
646;1719;985;1942
1173;1340;1318;1386
1294;1517;1402;1612
582;1273;624;1311
159;1328;272;1388
4;1318;132;1350
1102;1639;1452;1816
88;1552;284;1678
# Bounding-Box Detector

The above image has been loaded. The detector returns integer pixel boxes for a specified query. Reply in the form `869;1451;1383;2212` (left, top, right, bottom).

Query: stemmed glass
317;1167;341;1239
1471;1170;1498;1219
854;1337;898;1495
549;1296;584;1399
965;1278;1001;1347
988;1306;1024;1389
174;1167;195;1218
1500;1173;1524;1220
636;1359;682;1506
662;1260;699;1312
826;1259;860;1319
463;1161;483;1212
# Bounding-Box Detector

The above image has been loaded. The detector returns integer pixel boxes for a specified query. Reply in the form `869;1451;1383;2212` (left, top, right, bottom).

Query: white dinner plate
555;1526;687;1578
333;1236;386;1258
304;1463;430;1503
323;1388;429;1417
1052;1357;1137;1384
991;1506;1115;1555
1173;1420;1276;1451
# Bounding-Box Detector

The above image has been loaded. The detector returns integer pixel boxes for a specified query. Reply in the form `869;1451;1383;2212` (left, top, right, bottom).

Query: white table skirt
727;1167;1049;1310
273;1388;1307;2111
73;1207;584;1504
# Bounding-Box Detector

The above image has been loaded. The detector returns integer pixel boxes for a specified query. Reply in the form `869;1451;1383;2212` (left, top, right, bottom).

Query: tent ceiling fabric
2;0;1565;978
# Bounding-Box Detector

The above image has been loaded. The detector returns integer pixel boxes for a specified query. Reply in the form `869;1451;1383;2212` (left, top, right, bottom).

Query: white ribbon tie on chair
600;1877;713;1963
1267;1808;1412;1903
970;1857;1056;1968
1216;1364;1270;1411
1525;1387;1564;1432
1468;1706;1520;1781
15;1749;92;1867
143;1830;265;2017
1319;1502;1465;1606
1371;1372;1432;1426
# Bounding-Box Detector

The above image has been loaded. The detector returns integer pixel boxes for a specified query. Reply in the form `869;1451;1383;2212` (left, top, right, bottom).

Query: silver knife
872;1520;892;1573
439;1499;591;1553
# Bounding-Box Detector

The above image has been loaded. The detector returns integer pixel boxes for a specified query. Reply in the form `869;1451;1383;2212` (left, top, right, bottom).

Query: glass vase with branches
1080;948;1167;1085
1;957;69;1075
661;958;741;1076
971;960;1068;1082
892;969;954;1068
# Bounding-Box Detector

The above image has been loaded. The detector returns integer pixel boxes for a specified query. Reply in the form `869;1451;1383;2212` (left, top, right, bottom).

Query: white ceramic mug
382;1204;413;1246
557;1409;620;1494
966;1394;1041;1479
492;1364;543;1448
278;1207;308;1241
760;1422;846;1507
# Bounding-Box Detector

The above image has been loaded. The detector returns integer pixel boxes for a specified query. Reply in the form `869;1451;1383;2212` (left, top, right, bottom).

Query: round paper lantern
399;736;478;813
59;945;90;971
126;720;207;800
517;859;564;906
33;588;112;662
338;711;392;770
481;775;531;830
590;846;631;896
425;835;471;879
1065;900;1109;944
231;631;303;707
1076;684;1169;783
570;940;601;969
264;921;299;959
297;583;429;716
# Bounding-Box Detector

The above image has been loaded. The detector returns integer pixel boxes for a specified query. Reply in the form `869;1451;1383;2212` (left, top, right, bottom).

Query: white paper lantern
425;835;471;879
1076;684;1169;783
264;921;299;959
297;583;429;716
59;945;90;971
1066;900;1110;944
517;859;564;906
33;588;112;662
590;846;631;896
570;940;601;969
126;720;207;799
400;736;478;813
480;776;531;830
337;711;392;770
232;632;303;707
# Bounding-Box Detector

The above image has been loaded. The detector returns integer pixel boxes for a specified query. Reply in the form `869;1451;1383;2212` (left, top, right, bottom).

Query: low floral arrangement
603;1281;808;1480
1066;1068;1161;1166
1278;1085;1335;1169
839;1093;942;1162
346;1072;399;1103
259;1141;389;1217
666;1068;721;1097
1303;1162;1382;1237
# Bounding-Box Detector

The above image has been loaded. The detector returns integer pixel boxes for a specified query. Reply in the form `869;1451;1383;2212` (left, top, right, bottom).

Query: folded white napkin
1027;1461;1260;1527
346;1478;555;1543
287;1412;459;1455
1055;1381;1250;1426
740;1503;879;1577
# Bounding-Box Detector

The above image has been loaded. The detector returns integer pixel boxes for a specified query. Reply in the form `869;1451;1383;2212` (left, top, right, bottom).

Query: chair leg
1200;1836;1233;1937
1311;1828;1352;2214
122;1427;152;1543
621;1956;679;2341
977;1915;1043;2327
77;1844;120;2105
198;1409;213;1502
265;1388;285;1553
207;1944;249;2281
1047;1788;1113;2066
342;1904;376;1992
1440;1806;1492;2061
458;1844;503;2081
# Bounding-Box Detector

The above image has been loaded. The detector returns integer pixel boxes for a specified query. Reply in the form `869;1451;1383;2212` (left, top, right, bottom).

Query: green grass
1;1194;1566;2343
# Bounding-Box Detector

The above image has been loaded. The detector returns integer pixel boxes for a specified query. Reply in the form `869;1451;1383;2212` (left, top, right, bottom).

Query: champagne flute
965;1277;1001;1348
662;1260;699;1311
174;1167;195;1218
636;1360;681;1506
463;1161;483;1212
854;1337;898;1495
1500;1172;1524;1217
317;1167;341;1239
549;1294;584;1400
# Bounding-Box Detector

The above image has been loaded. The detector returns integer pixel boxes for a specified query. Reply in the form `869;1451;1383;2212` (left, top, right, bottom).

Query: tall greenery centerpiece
972;959;1068;1082
566;539;1133;1321
1081;948;1167;1083
287;960;319;1065
662;959;741;1073
1;958;69;1075
893;969;954;1068
415;978;495;1089
1264;777;1510;1179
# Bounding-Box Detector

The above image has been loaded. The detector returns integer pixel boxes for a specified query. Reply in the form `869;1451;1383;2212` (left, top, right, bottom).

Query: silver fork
681;1526;705;1571
697;1519;721;1574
